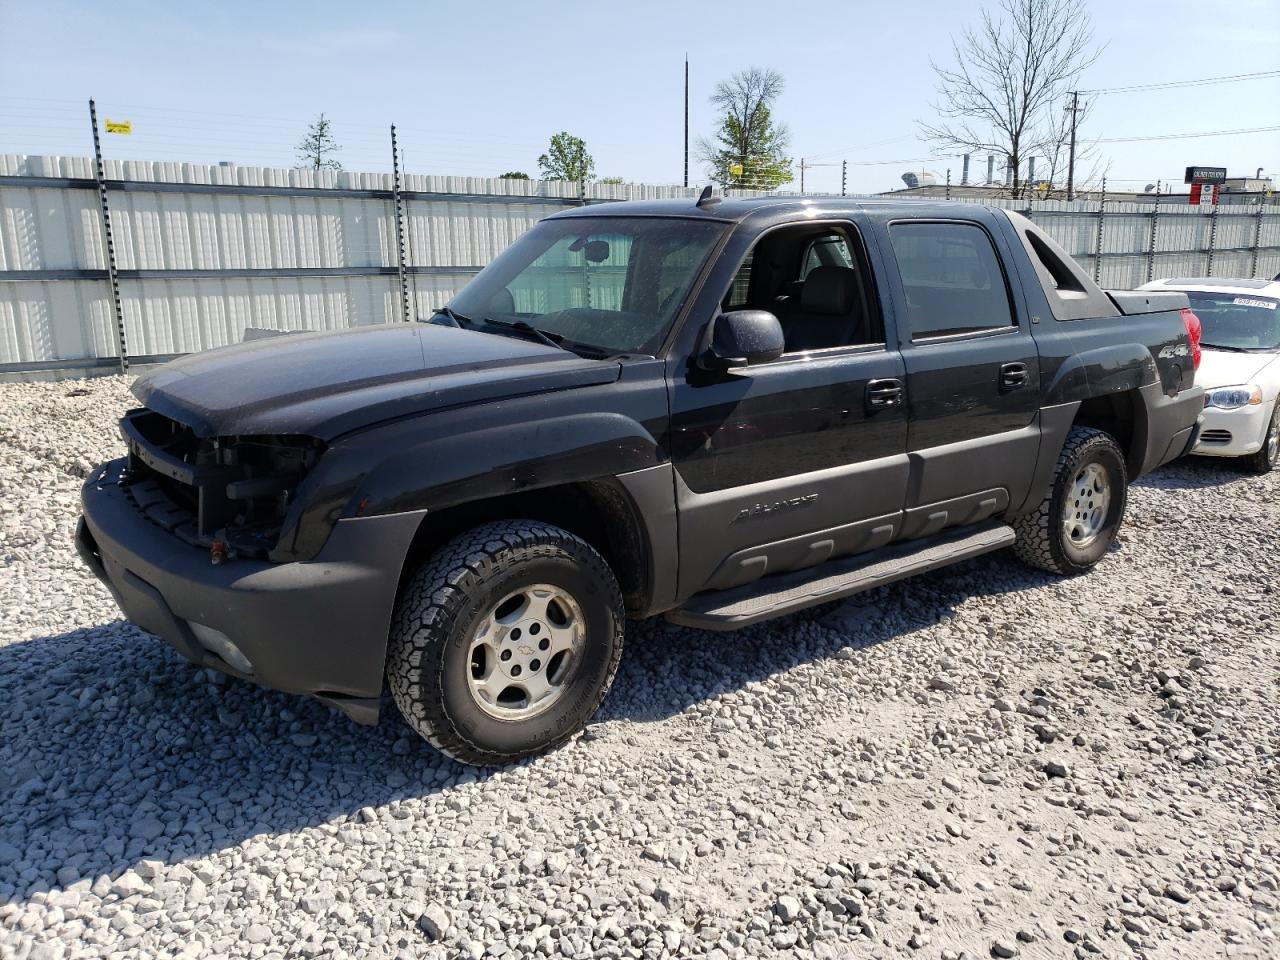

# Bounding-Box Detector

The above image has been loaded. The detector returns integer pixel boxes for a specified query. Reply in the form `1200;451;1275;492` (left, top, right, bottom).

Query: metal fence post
1251;202;1265;278
1145;188;1161;284
1093;177;1107;284
1206;195;1220;277
88;99;128;373
390;124;411;322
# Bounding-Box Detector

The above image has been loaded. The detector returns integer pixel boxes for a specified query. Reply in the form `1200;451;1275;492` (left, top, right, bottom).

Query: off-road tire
1241;401;1279;474
387;520;625;766
1013;426;1128;576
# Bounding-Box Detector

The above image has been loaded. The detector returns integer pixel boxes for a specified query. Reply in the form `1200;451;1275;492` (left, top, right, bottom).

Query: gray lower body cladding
1136;383;1204;474
77;458;424;724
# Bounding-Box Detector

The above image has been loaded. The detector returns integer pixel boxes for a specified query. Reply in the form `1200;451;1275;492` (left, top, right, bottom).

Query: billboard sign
1184;166;1227;185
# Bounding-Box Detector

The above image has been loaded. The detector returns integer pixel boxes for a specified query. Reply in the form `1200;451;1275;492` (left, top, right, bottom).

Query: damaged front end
119;408;325;562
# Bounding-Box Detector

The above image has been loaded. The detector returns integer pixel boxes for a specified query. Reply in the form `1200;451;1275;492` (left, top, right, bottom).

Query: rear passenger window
889;222;1014;339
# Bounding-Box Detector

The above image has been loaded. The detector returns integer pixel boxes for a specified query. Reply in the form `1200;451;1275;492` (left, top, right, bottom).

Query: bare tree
919;0;1102;198
697;68;792;190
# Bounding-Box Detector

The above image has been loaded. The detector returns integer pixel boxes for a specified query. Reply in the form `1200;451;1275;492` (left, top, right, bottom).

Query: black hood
131;324;620;440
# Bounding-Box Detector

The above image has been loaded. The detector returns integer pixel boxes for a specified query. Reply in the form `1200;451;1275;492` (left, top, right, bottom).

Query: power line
806;133;918;162
1093;124;1280;144
1079;69;1280;95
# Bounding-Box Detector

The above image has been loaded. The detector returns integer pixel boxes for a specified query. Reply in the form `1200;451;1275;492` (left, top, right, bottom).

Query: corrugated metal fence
2;153;1278;374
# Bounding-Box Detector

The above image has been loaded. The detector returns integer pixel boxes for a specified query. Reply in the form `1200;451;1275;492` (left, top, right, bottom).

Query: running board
667;522;1016;631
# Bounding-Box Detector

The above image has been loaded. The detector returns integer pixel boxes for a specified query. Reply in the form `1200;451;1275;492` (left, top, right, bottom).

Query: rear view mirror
699;310;785;371
569;236;611;263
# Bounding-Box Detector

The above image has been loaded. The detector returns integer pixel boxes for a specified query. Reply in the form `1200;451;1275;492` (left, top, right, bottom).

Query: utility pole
1066;91;1080;202
800;158;806;194
841;160;847;197
683;55;689;189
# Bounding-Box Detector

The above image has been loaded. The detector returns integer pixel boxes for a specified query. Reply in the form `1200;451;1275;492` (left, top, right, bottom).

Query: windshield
1187;291;1280;351
446;216;725;356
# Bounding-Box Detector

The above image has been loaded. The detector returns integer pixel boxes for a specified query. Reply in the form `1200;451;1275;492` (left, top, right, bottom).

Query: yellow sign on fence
104;119;132;135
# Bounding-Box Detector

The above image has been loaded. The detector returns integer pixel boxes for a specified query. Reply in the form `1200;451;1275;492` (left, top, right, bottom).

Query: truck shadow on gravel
1133;455;1255;491
0;549;1057;904
603;548;1059;724
0;621;496;904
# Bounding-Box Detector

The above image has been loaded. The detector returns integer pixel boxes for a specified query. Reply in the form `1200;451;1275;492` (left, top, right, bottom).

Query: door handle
866;378;904;408
1000;362;1029;390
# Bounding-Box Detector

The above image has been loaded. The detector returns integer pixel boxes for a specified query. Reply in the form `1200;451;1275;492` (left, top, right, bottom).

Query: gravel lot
1;375;1277;960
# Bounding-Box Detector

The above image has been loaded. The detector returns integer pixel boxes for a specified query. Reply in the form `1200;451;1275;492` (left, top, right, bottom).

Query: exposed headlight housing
121;408;325;559
1204;384;1263;410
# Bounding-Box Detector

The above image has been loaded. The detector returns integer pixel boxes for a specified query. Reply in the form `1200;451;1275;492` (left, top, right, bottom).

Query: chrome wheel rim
1267;415;1279;464
467;584;583;721
1062;461;1112;549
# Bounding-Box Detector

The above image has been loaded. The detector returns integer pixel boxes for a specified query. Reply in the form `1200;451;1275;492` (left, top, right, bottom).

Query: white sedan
1140;277;1280;473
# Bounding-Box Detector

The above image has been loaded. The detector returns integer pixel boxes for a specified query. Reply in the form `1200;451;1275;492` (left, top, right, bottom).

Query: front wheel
1241;402;1279;474
387;520;625;766
1013;426;1128;576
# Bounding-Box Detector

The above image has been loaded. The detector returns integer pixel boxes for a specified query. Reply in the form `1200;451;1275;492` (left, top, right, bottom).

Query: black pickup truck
77;196;1204;764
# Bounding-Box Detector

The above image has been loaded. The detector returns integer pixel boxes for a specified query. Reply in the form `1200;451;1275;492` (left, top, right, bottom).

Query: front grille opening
1200;429;1233;445
121;409;323;558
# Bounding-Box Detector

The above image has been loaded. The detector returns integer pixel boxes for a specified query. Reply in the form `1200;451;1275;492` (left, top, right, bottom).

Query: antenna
696;184;721;208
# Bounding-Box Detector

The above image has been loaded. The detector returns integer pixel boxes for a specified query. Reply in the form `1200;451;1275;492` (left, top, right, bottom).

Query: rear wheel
1241;402;1279;474
1013;426;1128;576
386;520;625;766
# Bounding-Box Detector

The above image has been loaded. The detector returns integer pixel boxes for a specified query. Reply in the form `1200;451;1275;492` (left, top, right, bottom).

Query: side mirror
699;310;785;371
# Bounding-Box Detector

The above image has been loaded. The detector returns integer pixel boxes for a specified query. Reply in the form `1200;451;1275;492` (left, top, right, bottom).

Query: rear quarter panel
993;211;1202;488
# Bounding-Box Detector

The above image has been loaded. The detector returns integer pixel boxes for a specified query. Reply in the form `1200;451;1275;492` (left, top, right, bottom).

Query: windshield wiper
1200;342;1255;353
429;306;474;328
482;317;570;351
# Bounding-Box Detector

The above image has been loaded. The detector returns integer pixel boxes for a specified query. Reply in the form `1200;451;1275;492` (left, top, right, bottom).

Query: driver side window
721;225;879;355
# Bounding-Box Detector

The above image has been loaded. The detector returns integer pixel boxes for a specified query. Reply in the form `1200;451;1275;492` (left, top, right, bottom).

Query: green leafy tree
295;113;342;171
538;132;595;183
498;171;530;180
698;68;792;190
600;176;625;185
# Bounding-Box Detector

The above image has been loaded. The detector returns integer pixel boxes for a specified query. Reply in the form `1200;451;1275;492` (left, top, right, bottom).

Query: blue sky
1;0;1276;194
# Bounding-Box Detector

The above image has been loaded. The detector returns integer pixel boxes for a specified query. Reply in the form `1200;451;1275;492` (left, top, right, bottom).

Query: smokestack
961;153;970;186
986;154;995;184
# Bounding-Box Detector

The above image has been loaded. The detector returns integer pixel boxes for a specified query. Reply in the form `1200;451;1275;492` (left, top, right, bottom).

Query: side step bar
666;522;1016;631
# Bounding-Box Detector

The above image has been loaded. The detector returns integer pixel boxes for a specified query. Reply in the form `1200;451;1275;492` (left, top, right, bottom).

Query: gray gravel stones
414;901;449;940
773;895;802;924
2;375;1278;959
